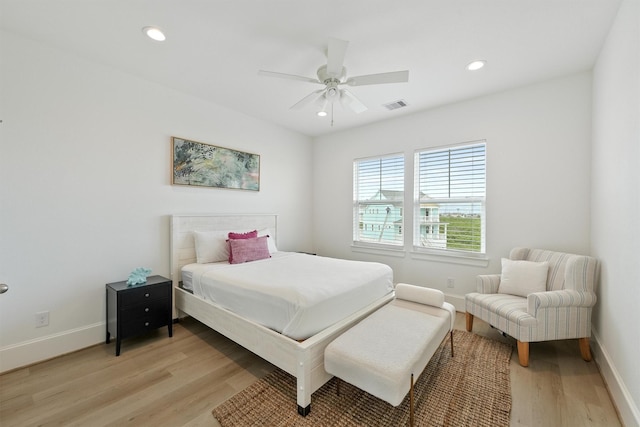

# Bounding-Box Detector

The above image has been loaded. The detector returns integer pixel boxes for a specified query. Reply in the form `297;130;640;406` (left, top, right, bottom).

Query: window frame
352;152;405;250
412;141;487;260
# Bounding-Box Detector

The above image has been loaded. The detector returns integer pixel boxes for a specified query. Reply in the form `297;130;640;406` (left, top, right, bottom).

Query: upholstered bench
324;284;456;426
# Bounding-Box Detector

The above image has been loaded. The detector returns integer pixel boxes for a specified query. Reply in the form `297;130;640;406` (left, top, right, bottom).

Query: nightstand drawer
121;312;170;337
120;297;170;322
120;284;170;306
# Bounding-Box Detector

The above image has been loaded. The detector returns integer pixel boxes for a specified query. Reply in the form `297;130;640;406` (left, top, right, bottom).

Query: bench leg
450;331;454;358
410;373;414;427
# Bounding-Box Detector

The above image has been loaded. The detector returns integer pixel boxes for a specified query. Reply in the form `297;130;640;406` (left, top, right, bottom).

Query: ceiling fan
258;38;409;124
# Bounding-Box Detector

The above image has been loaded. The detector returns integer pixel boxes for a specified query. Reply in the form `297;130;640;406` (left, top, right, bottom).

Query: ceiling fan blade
326;38;349;77
290;89;326;110
258;70;321;84
340;89;368;114
345;70;409;86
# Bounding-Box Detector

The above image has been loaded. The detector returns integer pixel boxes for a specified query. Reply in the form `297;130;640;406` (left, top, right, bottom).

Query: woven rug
213;330;512;426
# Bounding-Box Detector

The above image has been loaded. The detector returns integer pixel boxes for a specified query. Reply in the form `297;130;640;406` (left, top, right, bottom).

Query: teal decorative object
127;267;152;286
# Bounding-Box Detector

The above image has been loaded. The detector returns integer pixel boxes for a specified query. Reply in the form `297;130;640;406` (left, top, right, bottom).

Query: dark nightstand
106;275;173;356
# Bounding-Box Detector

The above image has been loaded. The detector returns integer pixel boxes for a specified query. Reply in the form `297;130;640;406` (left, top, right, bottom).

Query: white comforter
182;252;393;340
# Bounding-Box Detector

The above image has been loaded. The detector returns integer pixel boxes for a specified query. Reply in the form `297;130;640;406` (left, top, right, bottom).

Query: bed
170;214;395;415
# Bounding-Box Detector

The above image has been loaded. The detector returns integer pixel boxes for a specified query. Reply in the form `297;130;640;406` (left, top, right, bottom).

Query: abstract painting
172;137;260;191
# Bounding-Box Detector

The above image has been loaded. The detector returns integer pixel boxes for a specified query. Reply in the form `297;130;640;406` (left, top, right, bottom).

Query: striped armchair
465;247;598;367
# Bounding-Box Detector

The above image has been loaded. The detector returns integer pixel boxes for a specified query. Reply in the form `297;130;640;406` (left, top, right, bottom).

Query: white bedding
181;252;393;340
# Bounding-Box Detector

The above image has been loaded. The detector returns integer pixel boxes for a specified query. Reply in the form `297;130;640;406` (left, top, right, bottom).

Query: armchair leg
517;341;529;367
465;312;474;332
578;337;592;362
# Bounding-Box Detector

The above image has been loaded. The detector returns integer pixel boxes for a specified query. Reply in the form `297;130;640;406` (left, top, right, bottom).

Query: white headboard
170;213;278;288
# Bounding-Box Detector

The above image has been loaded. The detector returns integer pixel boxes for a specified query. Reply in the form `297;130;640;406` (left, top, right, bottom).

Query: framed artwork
172;137;260;191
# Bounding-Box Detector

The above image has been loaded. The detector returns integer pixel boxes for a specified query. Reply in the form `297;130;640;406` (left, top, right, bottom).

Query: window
414;141;486;255
353;154;404;247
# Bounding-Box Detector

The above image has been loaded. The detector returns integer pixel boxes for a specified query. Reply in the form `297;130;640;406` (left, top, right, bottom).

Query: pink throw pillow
228;230;257;240
228;236;271;264
227;230;258;263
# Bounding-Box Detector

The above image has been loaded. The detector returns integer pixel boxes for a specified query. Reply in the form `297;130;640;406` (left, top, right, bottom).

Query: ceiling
0;0;622;137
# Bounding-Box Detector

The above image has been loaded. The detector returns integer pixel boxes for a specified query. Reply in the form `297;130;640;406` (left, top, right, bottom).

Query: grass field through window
441;215;482;252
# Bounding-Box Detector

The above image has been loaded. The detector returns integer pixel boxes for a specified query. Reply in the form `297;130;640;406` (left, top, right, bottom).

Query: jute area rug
213;330;512;426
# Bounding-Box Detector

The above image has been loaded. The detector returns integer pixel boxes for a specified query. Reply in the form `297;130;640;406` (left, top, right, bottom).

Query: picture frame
172;137;260;191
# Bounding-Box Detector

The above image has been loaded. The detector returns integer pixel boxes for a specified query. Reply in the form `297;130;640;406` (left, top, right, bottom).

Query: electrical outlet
35;311;49;328
447;277;455;288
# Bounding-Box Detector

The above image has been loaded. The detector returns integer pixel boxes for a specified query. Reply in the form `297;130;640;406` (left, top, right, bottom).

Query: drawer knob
145;307;149;312
144;293;150;297
145;322;150;326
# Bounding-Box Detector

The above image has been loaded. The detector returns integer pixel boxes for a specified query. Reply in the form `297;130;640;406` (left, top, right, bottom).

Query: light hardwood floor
0;313;621;426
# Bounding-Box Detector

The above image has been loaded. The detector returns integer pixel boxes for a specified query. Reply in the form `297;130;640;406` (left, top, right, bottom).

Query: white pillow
498;258;549;297
193;230;229;263
258;228;278;254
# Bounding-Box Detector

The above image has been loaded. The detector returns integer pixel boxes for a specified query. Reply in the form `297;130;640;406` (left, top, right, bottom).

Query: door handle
0;284;8;294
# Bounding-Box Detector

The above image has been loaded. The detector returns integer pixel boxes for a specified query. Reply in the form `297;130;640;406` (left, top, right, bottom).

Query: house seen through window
353;154;404;247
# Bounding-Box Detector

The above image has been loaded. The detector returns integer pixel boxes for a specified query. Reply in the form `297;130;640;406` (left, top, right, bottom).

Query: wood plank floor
0;313;621;426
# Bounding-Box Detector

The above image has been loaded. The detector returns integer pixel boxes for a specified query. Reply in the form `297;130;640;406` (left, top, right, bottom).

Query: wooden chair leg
465;312;474;332
517;340;529;367
578;337;592;362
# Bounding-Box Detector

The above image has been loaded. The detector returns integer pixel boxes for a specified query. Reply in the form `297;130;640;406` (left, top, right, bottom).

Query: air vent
383;99;409;111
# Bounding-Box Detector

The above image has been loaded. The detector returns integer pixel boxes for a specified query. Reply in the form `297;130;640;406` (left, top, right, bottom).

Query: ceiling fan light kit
466;60;486;71
317;97;329;117
258;37;409;125
142;26;166;41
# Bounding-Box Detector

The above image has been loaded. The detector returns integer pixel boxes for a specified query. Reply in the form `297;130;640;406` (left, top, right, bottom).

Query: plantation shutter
414;142;486;254
353;154;404;246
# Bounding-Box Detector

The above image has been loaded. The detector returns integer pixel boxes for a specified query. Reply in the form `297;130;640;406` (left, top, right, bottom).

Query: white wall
0;31;313;371
312;72;593;307
591;0;640;424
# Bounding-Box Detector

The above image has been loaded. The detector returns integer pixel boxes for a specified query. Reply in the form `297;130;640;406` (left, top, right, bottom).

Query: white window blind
353;154;404;247
414;141;486;254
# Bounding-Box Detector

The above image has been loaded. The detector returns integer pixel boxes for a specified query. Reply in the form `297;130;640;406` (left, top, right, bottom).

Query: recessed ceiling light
317;111;327;117
466;60;486;71
142;26;166;41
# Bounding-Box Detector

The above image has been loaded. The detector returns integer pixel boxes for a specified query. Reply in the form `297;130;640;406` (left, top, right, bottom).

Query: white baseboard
444;293;466;312
0;322;104;373
591;329;640;427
